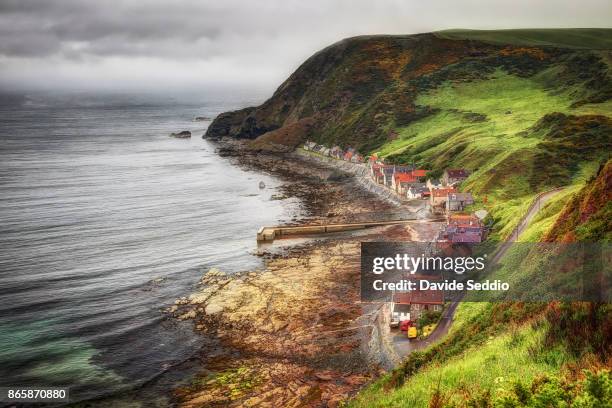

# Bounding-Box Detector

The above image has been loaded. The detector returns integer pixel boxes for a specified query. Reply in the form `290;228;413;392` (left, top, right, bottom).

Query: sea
0;91;303;405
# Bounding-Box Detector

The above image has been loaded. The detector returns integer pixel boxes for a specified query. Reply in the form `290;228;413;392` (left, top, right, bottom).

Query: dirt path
392;188;565;358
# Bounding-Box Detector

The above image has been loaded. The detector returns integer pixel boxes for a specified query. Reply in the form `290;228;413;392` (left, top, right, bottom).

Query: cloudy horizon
0;0;611;96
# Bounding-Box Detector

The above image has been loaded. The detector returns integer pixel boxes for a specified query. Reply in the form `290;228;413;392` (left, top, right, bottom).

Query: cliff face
204;33;515;149
205;29;612;156
544;159;612;242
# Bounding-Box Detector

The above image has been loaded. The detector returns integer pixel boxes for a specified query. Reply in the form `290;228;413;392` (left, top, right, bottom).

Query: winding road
391;188;565;357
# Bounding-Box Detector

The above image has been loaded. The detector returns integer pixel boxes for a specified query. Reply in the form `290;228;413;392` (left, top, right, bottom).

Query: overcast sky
0;0;610;95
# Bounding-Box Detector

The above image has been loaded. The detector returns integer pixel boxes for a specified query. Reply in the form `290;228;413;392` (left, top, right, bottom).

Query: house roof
448;192;474;201
408;185;429;193
449;232;483;243
445;169;469;178
411;169;428;177
432;187;457;198
395;173;418;183
401;181;425;188
394;166;414;173
393;289;444;305
448;214;481;227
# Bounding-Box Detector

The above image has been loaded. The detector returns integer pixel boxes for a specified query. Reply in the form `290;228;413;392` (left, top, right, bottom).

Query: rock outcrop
203;107;256;140
170;130;192;138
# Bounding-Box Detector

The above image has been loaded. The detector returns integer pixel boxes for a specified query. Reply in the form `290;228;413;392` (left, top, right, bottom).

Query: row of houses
303;141;365;163
303;141;486;243
302;144;492;328
368;160;472;205
366;158;486;243
369;163;430;198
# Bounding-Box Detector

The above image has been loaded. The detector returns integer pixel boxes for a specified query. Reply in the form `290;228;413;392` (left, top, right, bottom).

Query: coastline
168;139;422;407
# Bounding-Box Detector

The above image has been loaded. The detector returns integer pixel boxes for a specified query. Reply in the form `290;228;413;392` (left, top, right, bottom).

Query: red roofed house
372;169;385;184
392;172;418;194
430;187;457;207
370;163;382;177
439;214;485;243
411;169;428;179
443;169;470;186
392;286;444;322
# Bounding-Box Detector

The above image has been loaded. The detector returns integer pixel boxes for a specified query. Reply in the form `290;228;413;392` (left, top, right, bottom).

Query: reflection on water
0;93;302;403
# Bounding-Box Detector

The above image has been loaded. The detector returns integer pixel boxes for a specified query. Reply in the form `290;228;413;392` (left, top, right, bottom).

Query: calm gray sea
0;92;301;404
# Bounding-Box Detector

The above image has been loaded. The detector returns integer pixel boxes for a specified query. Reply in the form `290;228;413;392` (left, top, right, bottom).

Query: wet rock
205;303;224;315
170;130;191;138
203;107;256;139
315;372;334;381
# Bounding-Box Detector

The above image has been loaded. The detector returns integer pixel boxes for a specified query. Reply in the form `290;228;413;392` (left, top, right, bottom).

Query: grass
376;68;610;240
435;28;612;50
378;70;573;163
345;33;611;408
376;70;561;239
350;321;569;407
517;185;581;242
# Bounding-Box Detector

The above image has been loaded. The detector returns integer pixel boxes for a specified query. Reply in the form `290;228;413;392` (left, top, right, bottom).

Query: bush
417;310;443;329
488;370;611;408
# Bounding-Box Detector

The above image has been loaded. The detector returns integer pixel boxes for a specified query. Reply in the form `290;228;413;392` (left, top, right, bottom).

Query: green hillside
206;29;612;407
350;163;612;407
206;29;611;239
435;28;612;49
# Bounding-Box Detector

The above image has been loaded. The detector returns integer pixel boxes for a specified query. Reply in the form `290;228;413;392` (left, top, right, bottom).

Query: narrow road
490;187;564;264
391;188;565;357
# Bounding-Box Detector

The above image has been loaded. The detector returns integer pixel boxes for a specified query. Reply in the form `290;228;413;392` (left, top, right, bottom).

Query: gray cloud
0;0;610;92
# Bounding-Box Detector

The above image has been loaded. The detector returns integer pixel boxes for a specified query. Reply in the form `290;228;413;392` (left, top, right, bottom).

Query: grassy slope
350;166;611;407
376;66;611;241
356;34;611;408
206;30;612;406
351;323;566;407
349;207;574;406
435;28;612;50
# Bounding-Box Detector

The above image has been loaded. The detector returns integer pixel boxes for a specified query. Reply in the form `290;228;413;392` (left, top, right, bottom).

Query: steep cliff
205;29;612;158
544;159;612;242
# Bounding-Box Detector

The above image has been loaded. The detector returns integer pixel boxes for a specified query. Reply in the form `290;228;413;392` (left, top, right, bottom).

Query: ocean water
0;92;300;404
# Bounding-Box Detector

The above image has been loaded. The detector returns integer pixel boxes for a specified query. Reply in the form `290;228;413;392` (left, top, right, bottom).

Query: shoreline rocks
169;141;408;407
170;130;192;138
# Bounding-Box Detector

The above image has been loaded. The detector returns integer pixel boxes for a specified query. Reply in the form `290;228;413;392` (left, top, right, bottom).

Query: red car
399;320;413;331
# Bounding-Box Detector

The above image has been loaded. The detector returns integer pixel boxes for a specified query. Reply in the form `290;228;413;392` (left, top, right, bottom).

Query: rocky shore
167;139;417;407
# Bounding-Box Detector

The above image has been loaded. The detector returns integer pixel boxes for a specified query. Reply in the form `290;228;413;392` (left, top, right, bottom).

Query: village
303;141;489;343
303;140;487;244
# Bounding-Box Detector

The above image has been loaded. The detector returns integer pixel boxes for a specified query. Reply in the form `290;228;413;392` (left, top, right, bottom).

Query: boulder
170;130;191;138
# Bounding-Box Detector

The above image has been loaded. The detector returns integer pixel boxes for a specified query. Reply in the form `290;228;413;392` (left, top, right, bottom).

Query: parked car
407;326;418;339
399;320;413;331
